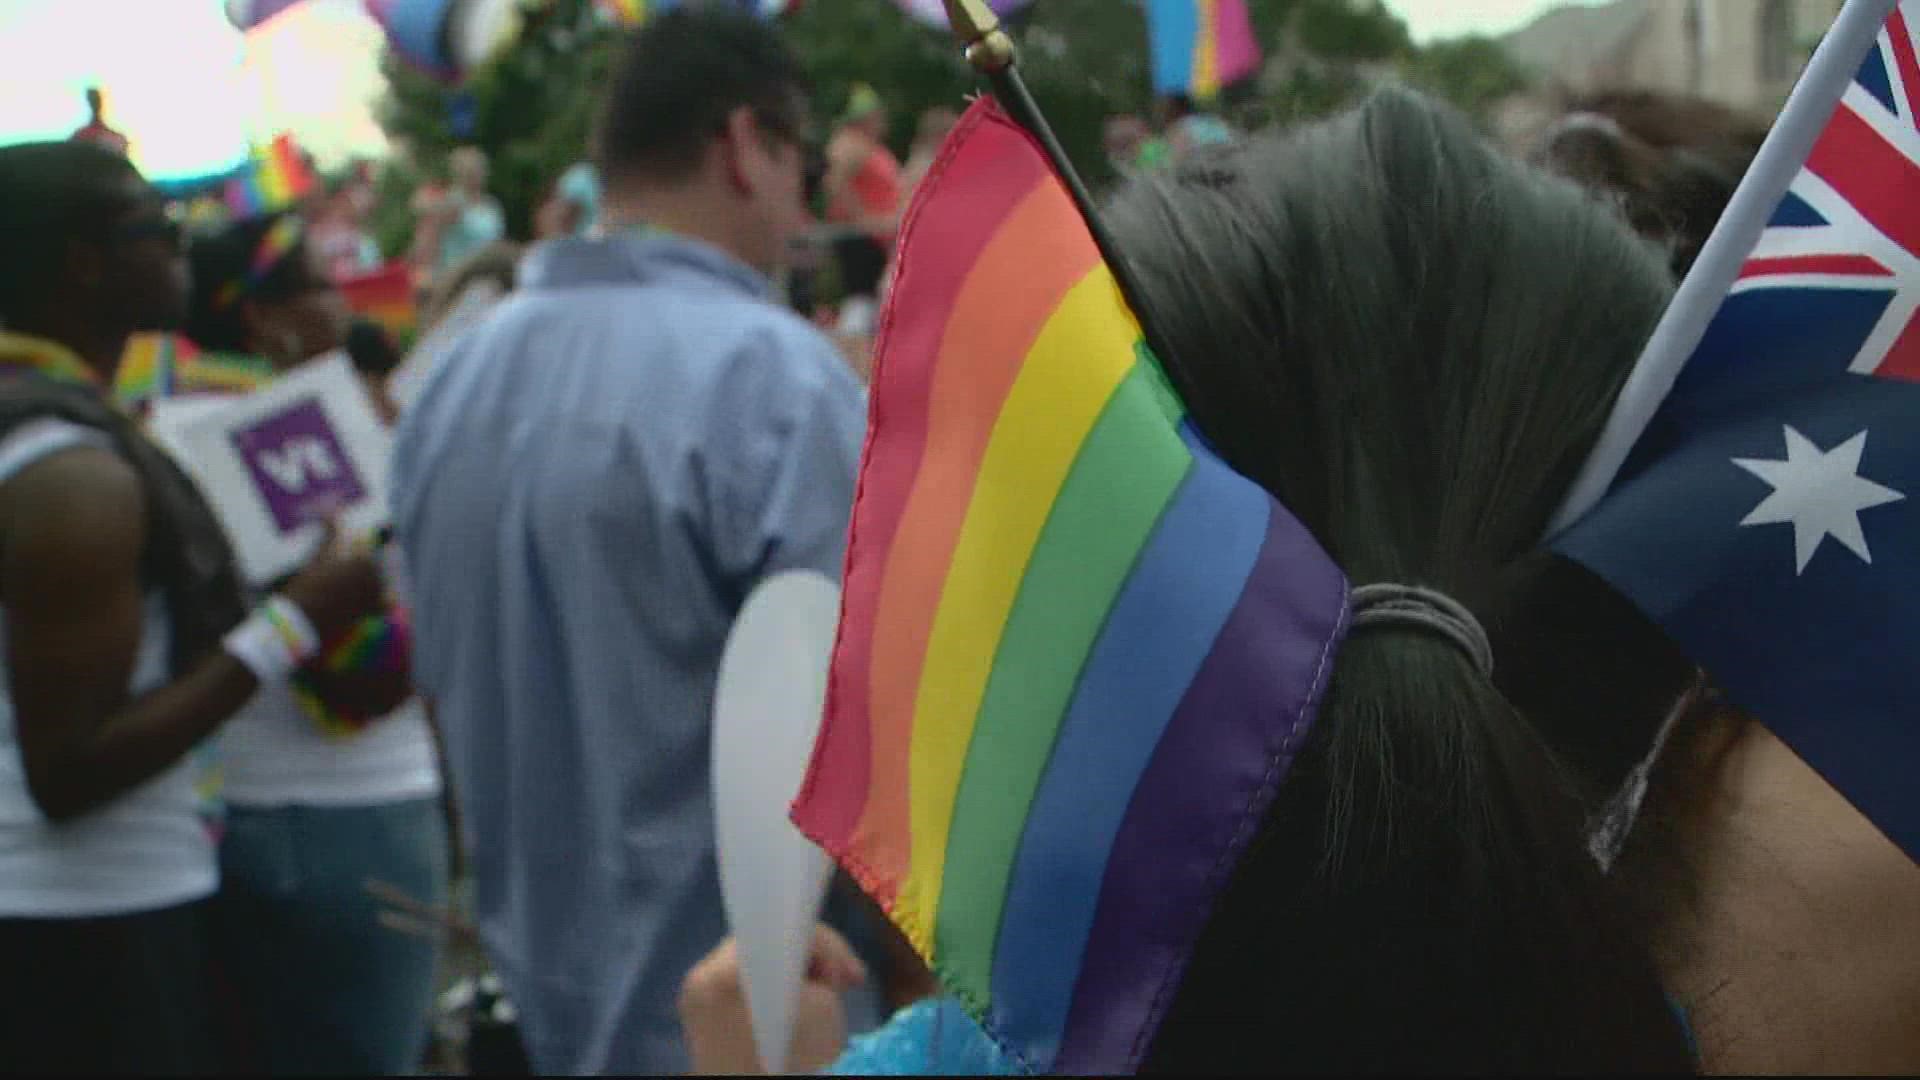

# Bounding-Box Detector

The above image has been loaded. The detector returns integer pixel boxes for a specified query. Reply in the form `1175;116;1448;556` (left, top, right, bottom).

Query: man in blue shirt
390;10;871;1074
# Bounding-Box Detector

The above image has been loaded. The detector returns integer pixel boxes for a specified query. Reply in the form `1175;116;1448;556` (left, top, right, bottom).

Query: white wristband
222;595;321;685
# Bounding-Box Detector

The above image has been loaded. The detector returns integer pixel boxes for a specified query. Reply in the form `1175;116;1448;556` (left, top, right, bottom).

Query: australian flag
1555;0;1920;863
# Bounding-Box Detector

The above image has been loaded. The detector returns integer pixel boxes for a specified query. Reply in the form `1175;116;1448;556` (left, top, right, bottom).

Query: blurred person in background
535;162;602;241
0;142;387;1074
391;9;888;1073
1529;89;1769;277
899;105;958;202
431;148;507;280
310;169;385;281
182;212;448;1075
69;86;130;157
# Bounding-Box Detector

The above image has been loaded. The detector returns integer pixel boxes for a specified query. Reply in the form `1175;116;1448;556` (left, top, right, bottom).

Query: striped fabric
790;97;1348;1074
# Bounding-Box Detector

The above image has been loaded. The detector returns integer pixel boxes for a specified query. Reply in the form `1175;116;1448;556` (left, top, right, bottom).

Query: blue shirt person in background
432;147;507;276
390;10;873;1074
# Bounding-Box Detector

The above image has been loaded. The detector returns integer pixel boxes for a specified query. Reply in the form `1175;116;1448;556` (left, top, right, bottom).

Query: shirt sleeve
702;322;867;596
825;996;1024;1075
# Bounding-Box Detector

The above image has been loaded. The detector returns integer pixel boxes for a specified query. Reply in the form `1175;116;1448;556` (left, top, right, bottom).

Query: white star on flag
1734;426;1906;574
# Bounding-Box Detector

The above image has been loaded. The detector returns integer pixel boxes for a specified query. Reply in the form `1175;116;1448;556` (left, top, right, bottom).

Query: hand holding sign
280;520;392;647
146;353;394;585
712;570;842;1075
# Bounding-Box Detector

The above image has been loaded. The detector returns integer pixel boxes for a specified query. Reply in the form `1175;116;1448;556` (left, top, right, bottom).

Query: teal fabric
827;996;1023;1075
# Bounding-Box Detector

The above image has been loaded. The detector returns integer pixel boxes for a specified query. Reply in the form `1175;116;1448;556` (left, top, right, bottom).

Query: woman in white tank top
0;142;392;1072
167;214;450;1074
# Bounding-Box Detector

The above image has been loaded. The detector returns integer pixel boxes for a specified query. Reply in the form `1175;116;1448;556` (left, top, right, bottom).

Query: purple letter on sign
230;399;367;534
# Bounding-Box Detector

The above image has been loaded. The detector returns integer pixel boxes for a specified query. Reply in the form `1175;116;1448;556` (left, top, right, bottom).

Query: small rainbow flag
224;133;318;218
116;334;275;414
337;263;417;345
595;0;648;26
115;332;189;414
1146;0;1262;100
790;98;1349;1074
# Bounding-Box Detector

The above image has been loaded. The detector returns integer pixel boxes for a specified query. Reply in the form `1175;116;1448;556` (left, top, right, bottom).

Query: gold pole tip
966;30;1016;73
943;0;1001;45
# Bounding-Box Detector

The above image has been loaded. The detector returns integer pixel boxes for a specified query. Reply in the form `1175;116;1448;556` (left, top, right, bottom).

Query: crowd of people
0;5;1913;1077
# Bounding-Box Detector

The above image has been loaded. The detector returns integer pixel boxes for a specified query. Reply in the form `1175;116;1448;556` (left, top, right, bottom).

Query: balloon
712;570;841;1075
226;0;310;31
364;0;520;81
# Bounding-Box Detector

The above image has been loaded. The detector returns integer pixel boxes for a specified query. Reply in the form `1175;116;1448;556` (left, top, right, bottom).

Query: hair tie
1348;583;1493;676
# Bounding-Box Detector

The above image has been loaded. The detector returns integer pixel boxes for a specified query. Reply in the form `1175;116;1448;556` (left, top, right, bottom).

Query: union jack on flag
1738;2;1920;380
1556;0;1920;864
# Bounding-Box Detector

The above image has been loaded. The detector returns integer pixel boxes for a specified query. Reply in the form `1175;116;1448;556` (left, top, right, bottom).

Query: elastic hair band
1347;583;1493;676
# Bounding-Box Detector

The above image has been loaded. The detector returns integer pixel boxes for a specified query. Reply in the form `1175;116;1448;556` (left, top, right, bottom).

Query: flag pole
1544;0;1900;536
941;0;1180;364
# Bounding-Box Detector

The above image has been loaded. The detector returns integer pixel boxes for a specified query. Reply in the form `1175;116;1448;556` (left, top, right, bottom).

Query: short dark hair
0;141;143;324
592;8;809;183
186;212;325;352
1531;89;1768;276
1101;86;1697;1071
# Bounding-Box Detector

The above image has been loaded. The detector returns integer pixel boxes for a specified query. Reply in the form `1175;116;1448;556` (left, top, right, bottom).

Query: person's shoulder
0;440;143;561
709;301;862;412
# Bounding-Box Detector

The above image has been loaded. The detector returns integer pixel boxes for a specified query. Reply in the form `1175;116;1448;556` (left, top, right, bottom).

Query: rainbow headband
790;99;1350;1073
215;215;306;310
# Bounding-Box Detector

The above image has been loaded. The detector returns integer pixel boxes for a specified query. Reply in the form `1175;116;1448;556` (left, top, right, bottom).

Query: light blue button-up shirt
391;231;869;1075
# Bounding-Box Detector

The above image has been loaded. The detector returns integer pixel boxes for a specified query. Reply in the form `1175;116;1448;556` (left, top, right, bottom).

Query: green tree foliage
372;0;622;256
370;0;1530;246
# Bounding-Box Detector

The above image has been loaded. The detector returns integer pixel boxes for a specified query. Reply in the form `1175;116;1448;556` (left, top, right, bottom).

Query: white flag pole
1546;0;1901;537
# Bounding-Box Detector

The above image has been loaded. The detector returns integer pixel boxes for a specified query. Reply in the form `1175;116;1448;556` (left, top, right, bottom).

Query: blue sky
0;0;1601;180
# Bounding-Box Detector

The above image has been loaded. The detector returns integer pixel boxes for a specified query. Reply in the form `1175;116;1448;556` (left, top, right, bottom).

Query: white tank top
218;688;440;808
0;420;217;916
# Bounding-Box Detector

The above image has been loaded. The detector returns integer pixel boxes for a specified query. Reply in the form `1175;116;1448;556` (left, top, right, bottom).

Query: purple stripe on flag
1053;489;1348;1074
986;426;1271;1067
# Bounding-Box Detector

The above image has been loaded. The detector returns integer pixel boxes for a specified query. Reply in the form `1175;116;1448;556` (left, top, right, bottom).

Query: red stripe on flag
1870;302;1920;382
1741;254;1894;278
1886;8;1920;122
1804;104;1920;258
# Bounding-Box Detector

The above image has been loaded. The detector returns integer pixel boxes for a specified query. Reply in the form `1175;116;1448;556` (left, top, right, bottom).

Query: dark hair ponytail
1106;87;1697;1071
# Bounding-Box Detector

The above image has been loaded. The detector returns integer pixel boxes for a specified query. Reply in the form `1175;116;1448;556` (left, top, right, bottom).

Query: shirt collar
518;228;774;302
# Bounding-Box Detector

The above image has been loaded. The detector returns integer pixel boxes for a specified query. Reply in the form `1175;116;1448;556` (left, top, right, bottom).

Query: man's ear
720;104;761;196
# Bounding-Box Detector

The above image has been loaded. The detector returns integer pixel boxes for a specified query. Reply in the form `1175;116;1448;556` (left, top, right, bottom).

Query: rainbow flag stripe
338;263;417;344
1146;0;1262;100
225;134;317;218
116;335;275;413
791;99;1349;1074
596;0;648;26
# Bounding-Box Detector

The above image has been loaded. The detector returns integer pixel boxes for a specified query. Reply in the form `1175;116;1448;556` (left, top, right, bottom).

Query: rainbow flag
790;98;1349;1073
224;133;318;218
595;0;648;25
115;332;189;413
116;334;274;414
337;263;417;344
1146;0;1262;100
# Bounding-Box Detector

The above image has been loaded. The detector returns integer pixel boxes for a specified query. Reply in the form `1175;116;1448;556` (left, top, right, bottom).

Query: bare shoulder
0;446;146;584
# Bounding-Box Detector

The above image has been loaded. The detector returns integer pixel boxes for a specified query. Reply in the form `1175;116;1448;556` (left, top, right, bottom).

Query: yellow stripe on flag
900;264;1142;950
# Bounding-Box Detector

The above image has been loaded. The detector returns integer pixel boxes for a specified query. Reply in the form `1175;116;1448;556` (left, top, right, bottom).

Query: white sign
148;352;393;585
712;571;842;1075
